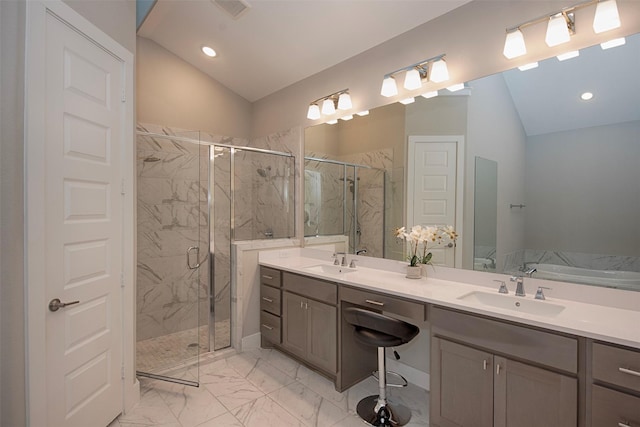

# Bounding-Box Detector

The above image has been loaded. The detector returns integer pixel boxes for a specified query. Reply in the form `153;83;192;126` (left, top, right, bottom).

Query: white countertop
259;249;640;350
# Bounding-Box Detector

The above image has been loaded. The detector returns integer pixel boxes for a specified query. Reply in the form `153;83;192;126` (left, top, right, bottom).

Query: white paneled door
26;3;132;426
407;136;464;268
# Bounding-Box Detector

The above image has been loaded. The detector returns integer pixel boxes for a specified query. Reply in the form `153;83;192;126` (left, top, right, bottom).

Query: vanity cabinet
589;341;640;427
430;306;578;427
259;267;282;346
281;272;338;375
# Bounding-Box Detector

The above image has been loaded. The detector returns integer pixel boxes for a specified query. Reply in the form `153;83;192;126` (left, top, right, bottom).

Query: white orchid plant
394;225;458;267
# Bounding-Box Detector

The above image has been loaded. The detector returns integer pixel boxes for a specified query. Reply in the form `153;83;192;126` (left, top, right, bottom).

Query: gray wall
466;73;527;272
1;1;26;425
0;1;135;425
525;120;640;256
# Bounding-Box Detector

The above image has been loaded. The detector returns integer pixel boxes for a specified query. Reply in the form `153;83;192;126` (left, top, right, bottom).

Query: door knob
48;298;80;312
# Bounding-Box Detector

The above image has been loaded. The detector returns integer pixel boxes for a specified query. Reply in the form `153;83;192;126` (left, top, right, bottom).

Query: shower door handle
186;246;200;270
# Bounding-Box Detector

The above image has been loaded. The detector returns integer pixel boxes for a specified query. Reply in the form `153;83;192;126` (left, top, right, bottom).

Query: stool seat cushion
343;307;419;348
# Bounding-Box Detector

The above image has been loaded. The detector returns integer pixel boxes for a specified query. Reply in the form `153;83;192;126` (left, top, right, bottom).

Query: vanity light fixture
503;29;527;59
557;50;580;61
546;12;574;47
399;97;415;105
201;46;217;57
593;0;621;33
307;88;352;120
503;0;623;60
518;62;539;71
381;54;448;97
601;37;625;49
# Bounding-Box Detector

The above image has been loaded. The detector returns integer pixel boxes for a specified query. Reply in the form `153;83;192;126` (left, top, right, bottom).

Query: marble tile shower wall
136;125;210;342
136;123;300;344
503;249;640;274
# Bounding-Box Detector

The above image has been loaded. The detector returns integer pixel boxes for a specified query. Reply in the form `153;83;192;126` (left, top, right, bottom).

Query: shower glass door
136;131;207;387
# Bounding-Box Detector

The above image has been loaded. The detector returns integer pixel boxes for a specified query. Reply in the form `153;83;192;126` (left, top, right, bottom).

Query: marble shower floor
136;321;231;373
113;347;429;427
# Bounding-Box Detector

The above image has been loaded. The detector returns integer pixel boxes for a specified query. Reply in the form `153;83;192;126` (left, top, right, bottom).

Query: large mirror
304;33;640;291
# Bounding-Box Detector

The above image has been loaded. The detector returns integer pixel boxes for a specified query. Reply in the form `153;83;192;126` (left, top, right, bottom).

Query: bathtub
529;263;640;290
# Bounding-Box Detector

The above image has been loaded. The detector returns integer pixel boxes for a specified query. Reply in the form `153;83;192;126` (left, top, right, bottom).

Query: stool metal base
356;395;412;426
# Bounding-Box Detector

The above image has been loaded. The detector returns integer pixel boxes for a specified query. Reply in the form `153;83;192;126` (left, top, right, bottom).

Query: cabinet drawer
340;286;426;322
261;284;281;316
593;342;640;393
591;385;640;426
431;306;577;373
260;267;281;288
283;272;337;304
260;311;281;344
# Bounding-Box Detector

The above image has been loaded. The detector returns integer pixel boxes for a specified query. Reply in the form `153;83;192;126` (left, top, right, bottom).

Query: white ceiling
501;33;640;137
138;0;470;102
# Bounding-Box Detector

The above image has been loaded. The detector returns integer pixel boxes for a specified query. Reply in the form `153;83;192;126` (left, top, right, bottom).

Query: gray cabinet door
306;299;337;374
431;338;493;427
494;356;577;427
282;291;307;359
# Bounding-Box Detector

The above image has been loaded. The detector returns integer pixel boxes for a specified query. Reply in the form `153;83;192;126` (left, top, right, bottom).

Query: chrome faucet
333;252;347;266
510;268;537;297
355;249;367;255
510;276;526;297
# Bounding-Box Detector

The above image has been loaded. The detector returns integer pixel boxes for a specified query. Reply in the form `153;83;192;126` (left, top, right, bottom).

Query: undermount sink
305;264;358;275
457;291;566;317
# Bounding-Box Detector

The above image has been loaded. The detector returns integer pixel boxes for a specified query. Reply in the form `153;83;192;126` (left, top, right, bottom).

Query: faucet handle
535;286;551;300
349;259;357;268
494;280;508;294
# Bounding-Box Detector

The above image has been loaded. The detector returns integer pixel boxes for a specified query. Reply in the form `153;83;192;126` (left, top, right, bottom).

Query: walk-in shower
135;130;295;386
304;157;386;257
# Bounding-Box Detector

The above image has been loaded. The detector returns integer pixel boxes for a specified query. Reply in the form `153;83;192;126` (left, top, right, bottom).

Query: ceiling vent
212;0;251;20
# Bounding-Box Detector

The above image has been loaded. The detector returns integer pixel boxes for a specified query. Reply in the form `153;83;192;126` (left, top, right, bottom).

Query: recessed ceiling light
326;119;338;125
581;92;594;101
201;46;217;58
557;50;580;61
399;98;415;105
601;37;626;50
421;91;438;99
518;62;539;71
356;110;369;116
447;83;465;92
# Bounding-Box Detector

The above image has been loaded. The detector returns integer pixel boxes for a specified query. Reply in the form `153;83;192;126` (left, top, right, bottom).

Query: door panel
282;292;307;359
44;11;123;427
494;356;577;427
431;338;493;427
306;300;337;374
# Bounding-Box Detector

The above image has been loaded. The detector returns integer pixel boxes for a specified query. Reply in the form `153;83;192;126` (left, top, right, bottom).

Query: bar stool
343;307;420;426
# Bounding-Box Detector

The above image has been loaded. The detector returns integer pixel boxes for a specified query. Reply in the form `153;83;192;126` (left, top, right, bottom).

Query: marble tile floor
113;347;429;427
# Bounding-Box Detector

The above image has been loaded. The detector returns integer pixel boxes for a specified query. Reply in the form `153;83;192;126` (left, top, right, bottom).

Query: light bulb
306;104;321;120
201;46;217;57
337;93;352;110
404;68;422;90
321;98;336;115
503;29;527;59
593;0;621;33
580;92;594;101
545;13;571;47
381;76;398;97
430;59;449;83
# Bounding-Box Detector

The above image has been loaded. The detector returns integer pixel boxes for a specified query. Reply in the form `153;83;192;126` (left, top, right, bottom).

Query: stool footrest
372;370;408;388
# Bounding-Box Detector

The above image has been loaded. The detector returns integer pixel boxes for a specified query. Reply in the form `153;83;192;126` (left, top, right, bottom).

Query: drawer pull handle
483;360;488;370
618;422;631;427
619;367;640;378
365;299;385;307
261;324;274;331
262;275;274;280
262;297;274;303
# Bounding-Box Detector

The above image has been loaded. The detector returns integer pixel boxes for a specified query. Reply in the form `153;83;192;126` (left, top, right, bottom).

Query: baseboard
241;333;261;352
123;378;140;414
386;357;430;391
